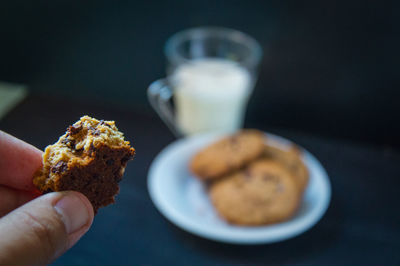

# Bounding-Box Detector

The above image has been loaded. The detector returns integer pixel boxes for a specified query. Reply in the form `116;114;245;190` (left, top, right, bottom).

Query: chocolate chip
243;169;252;179
289;163;298;171
61;138;84;153
115;173;123;182
106;159;115;166
121;153;134;164
88;143;96;155
61;138;75;148
51;161;68;174
88;126;101;136
98;120;111;127
230;136;238;144
74;148;84;154
230;135;241;151
68;124;82;135
276;183;285;193
92;129;101;136
263;174;278;182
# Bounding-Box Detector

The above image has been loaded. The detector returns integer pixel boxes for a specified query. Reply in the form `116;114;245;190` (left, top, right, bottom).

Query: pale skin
0;131;94;265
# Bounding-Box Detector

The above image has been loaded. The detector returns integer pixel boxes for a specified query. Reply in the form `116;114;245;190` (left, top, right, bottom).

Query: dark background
0;1;399;265
0;0;398;147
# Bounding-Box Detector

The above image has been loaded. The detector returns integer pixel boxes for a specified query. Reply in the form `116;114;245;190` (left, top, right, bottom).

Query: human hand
0;131;94;265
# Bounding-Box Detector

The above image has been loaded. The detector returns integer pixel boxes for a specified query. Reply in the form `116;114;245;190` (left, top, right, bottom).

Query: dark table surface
1;95;399;265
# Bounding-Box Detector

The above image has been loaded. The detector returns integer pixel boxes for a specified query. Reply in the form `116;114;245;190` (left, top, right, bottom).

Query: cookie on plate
263;144;309;192
190;129;265;181
33;116;135;213
209;159;300;226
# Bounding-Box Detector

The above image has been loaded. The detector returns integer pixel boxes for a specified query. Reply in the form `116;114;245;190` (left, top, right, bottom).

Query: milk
172;58;252;136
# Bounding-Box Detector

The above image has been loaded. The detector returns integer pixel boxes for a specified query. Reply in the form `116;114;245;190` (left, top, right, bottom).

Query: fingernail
54;193;90;234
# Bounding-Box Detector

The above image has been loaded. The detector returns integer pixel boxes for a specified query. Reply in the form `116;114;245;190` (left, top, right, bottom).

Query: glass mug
148;27;262;137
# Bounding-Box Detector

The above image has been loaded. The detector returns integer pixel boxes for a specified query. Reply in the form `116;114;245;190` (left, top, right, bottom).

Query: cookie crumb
33;115;135;213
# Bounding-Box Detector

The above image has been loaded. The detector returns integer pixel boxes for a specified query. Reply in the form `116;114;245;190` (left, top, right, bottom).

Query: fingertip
67;191;95;225
53;191;94;249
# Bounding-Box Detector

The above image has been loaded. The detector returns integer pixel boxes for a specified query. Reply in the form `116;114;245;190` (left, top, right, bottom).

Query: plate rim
147;132;331;245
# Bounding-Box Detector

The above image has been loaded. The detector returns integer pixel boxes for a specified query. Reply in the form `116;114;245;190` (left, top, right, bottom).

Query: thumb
0;191;94;266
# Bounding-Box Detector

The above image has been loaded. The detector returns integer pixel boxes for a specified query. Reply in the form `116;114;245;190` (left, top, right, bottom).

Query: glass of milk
148;27;262;137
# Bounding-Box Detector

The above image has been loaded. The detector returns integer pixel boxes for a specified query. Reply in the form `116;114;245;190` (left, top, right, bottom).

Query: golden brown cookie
33;116;135;213
263;144;309;192
209;159;301;226
190;129;265;181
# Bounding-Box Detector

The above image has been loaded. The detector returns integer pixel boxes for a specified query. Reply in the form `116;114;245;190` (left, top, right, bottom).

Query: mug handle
147;79;182;137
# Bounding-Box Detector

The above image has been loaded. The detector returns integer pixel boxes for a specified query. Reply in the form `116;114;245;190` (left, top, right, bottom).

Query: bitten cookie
263;144;309;192
33;116;135;213
209;159;300;226
190;130;265;180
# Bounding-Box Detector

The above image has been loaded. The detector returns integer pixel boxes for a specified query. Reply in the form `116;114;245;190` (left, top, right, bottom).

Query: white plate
148;132;331;244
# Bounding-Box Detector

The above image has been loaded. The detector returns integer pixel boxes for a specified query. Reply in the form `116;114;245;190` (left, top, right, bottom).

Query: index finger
0;131;43;191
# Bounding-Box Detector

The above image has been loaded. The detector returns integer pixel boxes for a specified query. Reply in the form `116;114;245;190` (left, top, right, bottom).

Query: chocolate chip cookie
263;144;309;192
33;116;135;213
190;130;265;181
209;159;300;226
